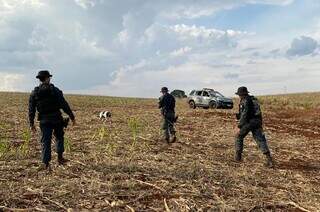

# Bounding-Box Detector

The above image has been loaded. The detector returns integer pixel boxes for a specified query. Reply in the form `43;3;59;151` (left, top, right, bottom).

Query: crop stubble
0;92;319;211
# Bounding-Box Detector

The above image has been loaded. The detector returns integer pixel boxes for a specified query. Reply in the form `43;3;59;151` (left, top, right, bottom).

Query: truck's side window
189;90;195;96
195;91;202;96
202;91;209;97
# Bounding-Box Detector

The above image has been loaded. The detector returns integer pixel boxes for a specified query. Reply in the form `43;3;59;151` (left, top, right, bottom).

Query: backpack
34;84;60;114
251;96;262;117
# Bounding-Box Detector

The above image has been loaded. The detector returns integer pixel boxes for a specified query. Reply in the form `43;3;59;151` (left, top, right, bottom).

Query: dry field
0;92;319;211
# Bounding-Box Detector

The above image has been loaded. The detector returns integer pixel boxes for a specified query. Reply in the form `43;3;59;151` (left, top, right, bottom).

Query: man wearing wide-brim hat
158;87;177;143
234;86;274;168
29;70;76;171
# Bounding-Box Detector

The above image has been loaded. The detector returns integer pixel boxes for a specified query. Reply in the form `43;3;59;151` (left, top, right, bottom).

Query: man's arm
29;91;36;128
55;88;75;121
238;98;250;128
158;96;164;109
172;96;176;109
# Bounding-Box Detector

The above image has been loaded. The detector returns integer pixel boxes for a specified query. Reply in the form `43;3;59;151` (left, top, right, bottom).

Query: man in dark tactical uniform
159;87;177;143
29;70;76;170
234;86;274;168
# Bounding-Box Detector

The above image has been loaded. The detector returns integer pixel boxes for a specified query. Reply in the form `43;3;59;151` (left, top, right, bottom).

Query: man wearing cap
29;70;76;171
234;86;274;168
158;87;177;143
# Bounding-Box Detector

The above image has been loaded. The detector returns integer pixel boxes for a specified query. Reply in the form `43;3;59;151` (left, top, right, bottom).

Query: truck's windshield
210;91;224;97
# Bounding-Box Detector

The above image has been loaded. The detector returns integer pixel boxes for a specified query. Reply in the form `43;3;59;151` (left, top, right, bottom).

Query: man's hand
30;125;36;133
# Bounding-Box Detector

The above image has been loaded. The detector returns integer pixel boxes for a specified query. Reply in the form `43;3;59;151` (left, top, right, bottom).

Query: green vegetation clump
0;139;9;158
128;117;143;145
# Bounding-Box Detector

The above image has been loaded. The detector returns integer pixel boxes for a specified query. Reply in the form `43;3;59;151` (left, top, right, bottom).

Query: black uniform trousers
235;120;270;155
40;122;65;165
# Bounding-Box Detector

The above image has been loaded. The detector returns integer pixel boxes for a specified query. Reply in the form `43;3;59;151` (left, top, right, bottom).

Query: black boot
170;132;177;143
38;163;51;172
170;136;177;143
165;137;170;144
235;151;242;162
58;154;68;165
264;152;274;168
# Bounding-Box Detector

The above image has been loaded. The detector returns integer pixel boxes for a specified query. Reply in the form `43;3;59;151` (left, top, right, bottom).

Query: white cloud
0;72;26;91
248;0;294;6
84;55;320;98
118;30;130;45
159;0;294;19
74;0;95;9
141;24;249;53
171;24;246;39
170;46;192;57
169;24;250;49
0;0;44;11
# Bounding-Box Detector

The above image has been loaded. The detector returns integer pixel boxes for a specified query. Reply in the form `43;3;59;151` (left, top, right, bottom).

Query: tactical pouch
249;118;262;129
164;112;176;123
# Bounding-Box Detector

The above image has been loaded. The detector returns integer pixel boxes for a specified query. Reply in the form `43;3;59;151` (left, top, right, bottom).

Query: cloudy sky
1;0;320;97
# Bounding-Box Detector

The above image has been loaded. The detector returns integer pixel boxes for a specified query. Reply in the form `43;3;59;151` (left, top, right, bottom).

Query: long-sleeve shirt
29;84;75;126
238;95;255;128
158;93;176;115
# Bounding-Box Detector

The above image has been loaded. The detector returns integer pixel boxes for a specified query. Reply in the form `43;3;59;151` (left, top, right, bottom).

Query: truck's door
201;90;211;106
194;90;203;105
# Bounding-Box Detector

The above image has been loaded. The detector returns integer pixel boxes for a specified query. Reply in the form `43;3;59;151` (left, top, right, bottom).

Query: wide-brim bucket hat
36;70;52;79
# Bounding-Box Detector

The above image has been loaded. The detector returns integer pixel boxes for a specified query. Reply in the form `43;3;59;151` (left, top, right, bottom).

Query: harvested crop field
0;92;319;211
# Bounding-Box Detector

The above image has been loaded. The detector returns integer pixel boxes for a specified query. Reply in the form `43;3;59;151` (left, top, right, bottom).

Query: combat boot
38;163;52;172
58;154;69;165
170;136;177;143
264;152;274;168
165;138;170;143
235;151;242;162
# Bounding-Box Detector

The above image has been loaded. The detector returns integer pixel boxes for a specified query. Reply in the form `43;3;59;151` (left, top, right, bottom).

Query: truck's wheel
189;101;196;109
209;101;217;109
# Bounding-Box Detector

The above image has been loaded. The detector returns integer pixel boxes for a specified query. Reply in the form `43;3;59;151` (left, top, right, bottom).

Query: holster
249;118;262;129
63;117;70;128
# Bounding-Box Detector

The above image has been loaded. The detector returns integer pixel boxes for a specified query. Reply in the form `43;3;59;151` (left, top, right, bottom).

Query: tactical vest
240;96;262;121
251;96;262;117
160;94;175;114
34;84;61;115
240;96;254;119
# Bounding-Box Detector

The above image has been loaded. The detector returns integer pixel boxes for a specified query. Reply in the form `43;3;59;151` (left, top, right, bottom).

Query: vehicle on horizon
170;89;187;98
187;88;233;109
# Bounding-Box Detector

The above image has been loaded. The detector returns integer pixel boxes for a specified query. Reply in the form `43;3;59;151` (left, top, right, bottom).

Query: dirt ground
0;92;319;211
